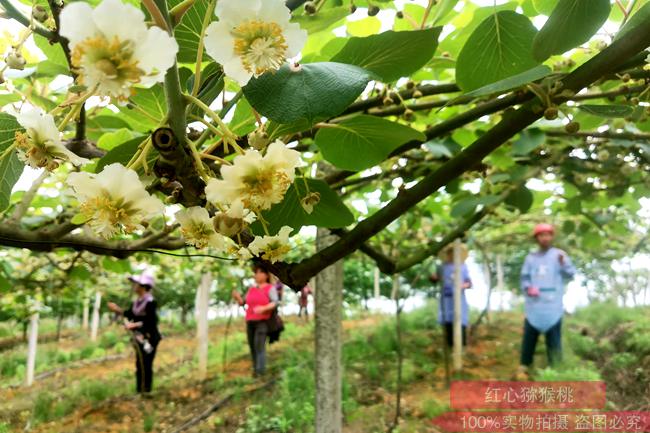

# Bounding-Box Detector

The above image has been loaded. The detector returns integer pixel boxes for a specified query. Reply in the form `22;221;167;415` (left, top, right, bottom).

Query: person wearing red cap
516;224;575;379
108;272;161;394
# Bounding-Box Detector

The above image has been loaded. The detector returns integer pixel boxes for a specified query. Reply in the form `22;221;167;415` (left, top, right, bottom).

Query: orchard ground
1;302;648;433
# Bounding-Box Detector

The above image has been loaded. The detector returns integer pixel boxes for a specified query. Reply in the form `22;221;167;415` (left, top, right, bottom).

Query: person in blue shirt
430;244;472;347
517;223;576;378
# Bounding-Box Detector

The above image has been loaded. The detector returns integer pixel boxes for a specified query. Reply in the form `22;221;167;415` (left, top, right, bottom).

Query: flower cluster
173;140;302;262
59;0;178;100
31;0;310;265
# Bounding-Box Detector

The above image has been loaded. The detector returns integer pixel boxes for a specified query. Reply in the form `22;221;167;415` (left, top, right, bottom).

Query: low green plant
143;412;156;432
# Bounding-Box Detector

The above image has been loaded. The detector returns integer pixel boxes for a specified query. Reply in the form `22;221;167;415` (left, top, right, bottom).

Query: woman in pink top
232;263;279;377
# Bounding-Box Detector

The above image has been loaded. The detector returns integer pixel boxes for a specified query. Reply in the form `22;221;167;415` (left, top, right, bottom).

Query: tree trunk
90;291;102;342
315;228;343;433
26;304;40;386
181;306;188;325
82;297;89;330
496;254;505;311
374;267;380;300
196;273;212;380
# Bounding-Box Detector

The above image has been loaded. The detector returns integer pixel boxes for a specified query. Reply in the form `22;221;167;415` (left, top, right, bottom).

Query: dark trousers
134;342;157;393
298;305;308;318
520;318;562;367
246;320;268;375
443;323;467;347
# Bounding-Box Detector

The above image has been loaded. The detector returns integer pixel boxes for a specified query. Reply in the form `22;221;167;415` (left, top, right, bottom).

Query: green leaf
0;114;23;213
314;115;425;171
86;115;133;141
505;185;534;213
70;266;92;280
616;3;650;40
532;0;611;62
0;94;21;107
70;213;89;225
291;6;350;34
33;35;69;76
463;65;552;98
431;0;460;24
97;128;136;151
186;63;224;116
172;0;210;63
229;99;257;136
456;11;540;91
532;0;559;15
423;139;455;158
102;257;132;273
451;195;501;218
252;179;354;235
96;137;145;172
330;28;442;82
0;113;19;152
512;130;545;156
243;62;374;124
119;85;167;132
577;104;634;118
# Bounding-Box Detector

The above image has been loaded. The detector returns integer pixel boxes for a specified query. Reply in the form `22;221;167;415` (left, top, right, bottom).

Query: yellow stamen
232;20;288;75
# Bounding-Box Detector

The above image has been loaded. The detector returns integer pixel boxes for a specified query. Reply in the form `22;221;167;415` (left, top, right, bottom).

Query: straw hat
438;243;469;262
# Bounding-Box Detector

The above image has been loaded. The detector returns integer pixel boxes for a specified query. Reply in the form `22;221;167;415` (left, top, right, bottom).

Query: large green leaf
616;3;650;40
251;179;354;235
456;11;540;91
0;114;24;212
243;62;374;124
578;104;634;118
532;0;611;62
173;0;210;63
330;28;442;82
463;65;552;98
314;115;425;171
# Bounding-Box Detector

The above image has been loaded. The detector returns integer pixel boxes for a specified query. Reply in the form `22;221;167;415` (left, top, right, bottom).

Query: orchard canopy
0;0;649;290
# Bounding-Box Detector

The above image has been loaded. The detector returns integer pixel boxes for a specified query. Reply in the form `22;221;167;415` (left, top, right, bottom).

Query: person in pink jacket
232;263;279;377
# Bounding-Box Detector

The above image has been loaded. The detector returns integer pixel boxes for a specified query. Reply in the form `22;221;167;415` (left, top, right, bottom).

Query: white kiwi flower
59;0;178;100
212;199;256;238
204;0;307;85
205;140;302;212
175;206;226;249
14;109;88;170
247;225;293;263
67;163;164;238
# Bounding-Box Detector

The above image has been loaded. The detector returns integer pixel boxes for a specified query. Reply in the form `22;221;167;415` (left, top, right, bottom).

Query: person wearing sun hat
516;223;576;379
429;242;472;347
107;270;161;394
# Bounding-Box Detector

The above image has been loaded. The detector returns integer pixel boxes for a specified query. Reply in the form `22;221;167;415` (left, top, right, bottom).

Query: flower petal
92;0;147;43
135;27;179;86
59;2;98;47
